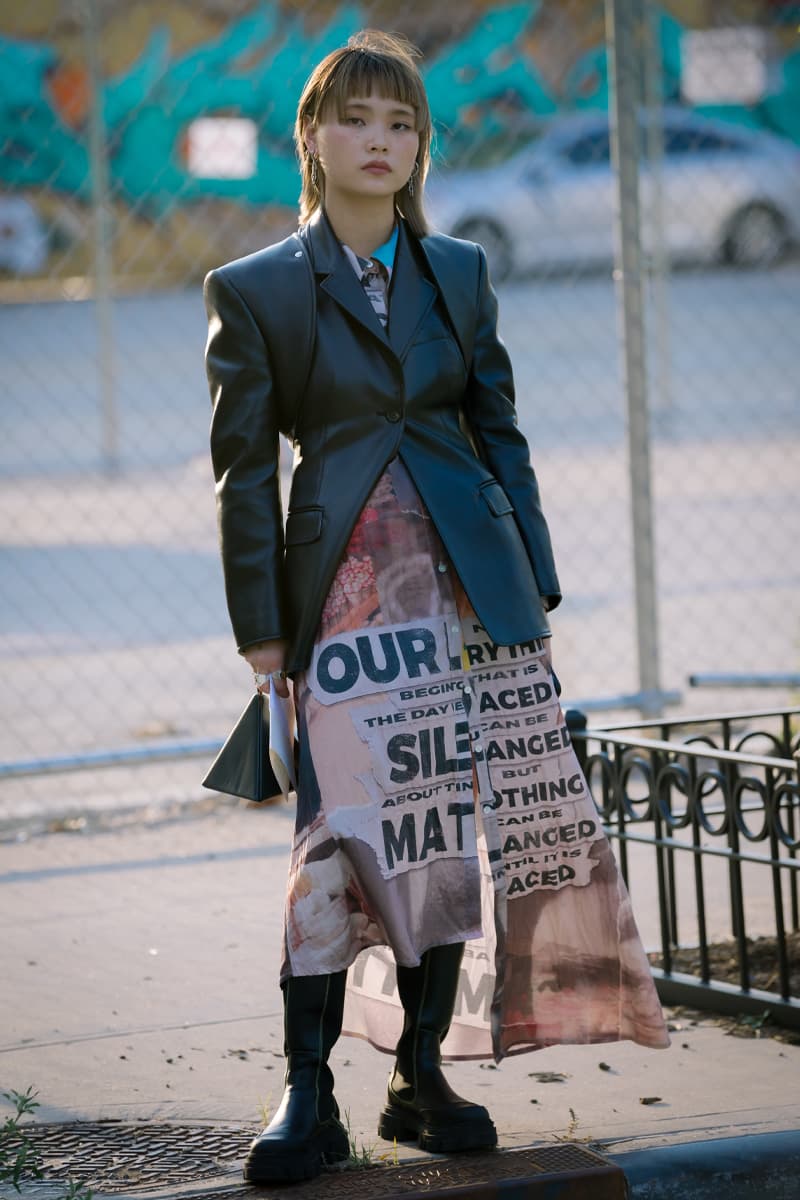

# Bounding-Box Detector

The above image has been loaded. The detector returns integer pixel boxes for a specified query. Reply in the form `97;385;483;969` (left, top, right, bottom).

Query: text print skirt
284;458;669;1060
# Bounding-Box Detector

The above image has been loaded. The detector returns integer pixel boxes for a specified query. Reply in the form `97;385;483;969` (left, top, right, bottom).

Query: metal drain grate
9;1123;627;1199
6;1122;252;1192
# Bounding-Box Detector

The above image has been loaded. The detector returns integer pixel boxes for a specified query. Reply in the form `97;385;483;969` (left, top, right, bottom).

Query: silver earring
311;153;319;188
407;161;419;197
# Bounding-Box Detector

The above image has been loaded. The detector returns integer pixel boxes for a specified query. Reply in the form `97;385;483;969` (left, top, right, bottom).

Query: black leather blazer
204;209;561;673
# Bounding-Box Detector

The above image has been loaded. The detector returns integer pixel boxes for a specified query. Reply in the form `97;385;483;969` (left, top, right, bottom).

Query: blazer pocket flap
285;507;324;545
479;481;514;517
409;331;454;347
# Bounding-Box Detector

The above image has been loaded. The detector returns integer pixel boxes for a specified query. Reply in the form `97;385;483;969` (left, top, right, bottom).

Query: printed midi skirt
282;457;669;1061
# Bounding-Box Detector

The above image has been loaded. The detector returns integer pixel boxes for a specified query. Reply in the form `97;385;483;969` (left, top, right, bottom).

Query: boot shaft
282;971;346;1120
395;944;465;1083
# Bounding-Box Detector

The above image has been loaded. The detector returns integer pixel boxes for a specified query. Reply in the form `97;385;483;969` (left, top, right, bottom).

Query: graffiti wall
1;0;798;283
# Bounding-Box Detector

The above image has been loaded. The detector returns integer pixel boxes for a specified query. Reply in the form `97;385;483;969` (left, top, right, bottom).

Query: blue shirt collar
371;223;399;271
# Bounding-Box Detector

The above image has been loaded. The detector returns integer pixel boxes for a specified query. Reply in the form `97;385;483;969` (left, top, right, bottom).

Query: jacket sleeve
204;267;287;651
463;245;562;610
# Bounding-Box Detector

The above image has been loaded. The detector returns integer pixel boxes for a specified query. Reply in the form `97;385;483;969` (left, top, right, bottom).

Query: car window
562;130;611;166
663;127;748;155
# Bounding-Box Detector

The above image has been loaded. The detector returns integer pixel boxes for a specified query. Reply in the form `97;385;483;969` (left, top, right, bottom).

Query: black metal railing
567;707;800;1028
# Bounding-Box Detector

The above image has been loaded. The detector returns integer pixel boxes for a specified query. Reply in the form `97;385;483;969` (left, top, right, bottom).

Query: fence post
82;0;119;473
642;0;673;417
605;0;663;717
565;708;588;773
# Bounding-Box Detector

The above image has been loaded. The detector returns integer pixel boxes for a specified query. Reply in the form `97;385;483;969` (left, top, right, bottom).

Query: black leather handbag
202;692;282;803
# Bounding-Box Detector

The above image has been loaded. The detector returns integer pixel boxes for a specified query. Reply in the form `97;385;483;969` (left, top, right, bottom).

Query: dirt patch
649;931;800;1043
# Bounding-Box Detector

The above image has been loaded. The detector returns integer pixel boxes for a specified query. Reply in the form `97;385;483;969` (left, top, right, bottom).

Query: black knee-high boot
378;944;498;1153
243;971;349;1183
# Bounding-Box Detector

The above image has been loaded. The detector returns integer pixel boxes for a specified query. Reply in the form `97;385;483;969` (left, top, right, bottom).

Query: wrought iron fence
569;706;800;1027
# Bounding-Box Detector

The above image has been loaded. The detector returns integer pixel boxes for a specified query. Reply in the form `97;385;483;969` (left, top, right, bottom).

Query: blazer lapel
415;230;476;373
387;220;437;361
307;210;390;350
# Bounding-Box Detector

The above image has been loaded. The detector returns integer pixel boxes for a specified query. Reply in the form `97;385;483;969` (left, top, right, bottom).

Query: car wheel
453;219;513;282
724;203;787;268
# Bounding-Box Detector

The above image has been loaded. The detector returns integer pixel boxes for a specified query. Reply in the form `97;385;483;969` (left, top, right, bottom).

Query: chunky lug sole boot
378;944;498;1154
243;971;349;1183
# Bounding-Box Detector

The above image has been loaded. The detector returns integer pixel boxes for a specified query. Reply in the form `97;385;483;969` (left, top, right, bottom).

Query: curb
11;1125;800;1200
609;1129;800;1199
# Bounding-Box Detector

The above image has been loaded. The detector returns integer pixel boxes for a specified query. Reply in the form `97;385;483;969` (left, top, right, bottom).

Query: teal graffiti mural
562;9;683;110
1;2;799;217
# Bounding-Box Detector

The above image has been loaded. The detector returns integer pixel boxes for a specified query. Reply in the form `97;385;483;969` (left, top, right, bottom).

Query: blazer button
385;409;402;423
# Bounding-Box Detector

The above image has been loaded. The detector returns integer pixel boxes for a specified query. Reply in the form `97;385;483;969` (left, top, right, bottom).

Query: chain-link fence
1;0;798;822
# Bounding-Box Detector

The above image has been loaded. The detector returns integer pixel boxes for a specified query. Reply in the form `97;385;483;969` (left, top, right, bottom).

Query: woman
204;29;668;1186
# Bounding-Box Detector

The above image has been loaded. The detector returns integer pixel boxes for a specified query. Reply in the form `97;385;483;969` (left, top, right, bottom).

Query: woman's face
305;91;420;205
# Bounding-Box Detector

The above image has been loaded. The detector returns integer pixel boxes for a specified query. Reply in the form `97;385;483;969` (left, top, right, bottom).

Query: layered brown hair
294;29;432;237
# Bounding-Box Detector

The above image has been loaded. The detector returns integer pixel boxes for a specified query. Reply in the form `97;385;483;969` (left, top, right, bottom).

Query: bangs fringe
316;52;426;125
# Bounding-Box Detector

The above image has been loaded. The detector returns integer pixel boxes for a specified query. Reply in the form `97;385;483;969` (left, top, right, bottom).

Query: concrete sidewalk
1;801;798;1198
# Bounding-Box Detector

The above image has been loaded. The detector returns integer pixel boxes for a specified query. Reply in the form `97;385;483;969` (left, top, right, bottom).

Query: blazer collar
387;219;436;360
414;229;473;375
303;206;347;275
304;207;389;350
302;209;436;361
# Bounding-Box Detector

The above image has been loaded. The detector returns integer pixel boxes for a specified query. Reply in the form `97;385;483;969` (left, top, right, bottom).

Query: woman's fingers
252;668;290;698
270;673;290;699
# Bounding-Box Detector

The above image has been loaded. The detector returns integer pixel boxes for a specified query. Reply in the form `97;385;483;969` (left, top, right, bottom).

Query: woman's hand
242;638;290;698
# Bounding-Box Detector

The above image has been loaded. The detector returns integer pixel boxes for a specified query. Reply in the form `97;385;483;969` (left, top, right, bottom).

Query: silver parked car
426;108;800;280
